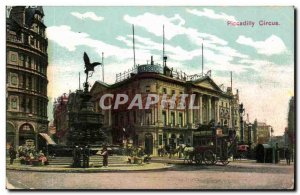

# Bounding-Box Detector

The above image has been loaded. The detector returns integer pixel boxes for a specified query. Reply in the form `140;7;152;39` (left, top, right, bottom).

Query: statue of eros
83;52;101;83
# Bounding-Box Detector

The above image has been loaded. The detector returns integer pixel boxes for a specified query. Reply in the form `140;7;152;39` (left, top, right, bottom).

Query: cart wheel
203;150;216;165
195;153;203;165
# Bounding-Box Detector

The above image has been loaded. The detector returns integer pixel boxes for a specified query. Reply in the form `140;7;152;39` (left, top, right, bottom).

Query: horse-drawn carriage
184;125;236;166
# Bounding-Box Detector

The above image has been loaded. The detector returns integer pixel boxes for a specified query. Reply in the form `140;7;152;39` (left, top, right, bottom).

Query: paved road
6;162;294;190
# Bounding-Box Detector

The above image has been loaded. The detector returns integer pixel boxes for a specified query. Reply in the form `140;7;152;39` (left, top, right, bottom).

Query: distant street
7;162;294;190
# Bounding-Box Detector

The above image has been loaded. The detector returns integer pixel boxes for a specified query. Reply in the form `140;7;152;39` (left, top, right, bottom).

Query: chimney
151;56;154;65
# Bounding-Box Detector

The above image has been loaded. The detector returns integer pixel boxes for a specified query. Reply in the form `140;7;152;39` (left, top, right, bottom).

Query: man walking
9;146;17;165
83;145;90;168
285;148;291;165
101;146;108;167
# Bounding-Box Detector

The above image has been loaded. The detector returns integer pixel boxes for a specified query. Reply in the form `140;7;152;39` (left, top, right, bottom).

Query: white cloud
123;12;227;45
236;35;287;56
71;12;104;21
46;25;133;60
122;12;250;67
187;8;237;22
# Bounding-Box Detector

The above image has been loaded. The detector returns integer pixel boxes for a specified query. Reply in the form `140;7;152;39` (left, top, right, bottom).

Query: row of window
162;111;184;127
113;110;153;126
8;72;47;96
31;22;45;37
9;51;47;75
158;133;186;146
7;31;47;53
161;87;183;95
7;95;47;117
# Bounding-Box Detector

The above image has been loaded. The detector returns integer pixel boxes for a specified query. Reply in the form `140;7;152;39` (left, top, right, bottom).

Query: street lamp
270;127;275;164
247;123;252;158
239;103;245;144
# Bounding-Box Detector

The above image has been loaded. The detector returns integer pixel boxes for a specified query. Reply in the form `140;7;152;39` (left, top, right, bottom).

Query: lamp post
247;123;252;158
239;103;245;144
271;127;275;164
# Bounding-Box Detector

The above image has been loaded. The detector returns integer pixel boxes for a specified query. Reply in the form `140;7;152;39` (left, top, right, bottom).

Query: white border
1;0;298;194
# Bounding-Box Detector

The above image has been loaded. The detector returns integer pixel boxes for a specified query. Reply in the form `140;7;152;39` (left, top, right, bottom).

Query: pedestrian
83;145;90;168
73;145;81;168
285;148;291;165
101;146;108;167
9;146;17;165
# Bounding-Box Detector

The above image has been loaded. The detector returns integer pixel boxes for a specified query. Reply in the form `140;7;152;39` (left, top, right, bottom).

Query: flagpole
132;24;136;68
202;38;204;76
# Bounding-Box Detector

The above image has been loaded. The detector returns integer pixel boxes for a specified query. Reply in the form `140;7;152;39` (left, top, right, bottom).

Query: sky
44;6;294;135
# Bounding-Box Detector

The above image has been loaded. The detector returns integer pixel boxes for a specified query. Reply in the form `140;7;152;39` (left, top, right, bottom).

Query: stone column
188;93;193;125
199;94;203;124
216;100;220;124
208;97;212;122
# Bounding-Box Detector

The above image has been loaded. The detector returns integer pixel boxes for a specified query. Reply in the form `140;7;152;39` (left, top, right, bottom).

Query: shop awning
39;133;56;145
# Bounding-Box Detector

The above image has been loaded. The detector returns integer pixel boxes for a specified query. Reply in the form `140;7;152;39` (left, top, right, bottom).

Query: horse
167;147;181;158
158;147;167;157
183;146;195;163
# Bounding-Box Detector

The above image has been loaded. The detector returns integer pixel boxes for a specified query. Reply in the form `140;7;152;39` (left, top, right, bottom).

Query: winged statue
83;52;101;82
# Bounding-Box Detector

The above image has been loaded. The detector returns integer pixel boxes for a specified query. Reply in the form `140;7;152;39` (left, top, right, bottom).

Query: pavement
6;160;294;190
6;156;293;173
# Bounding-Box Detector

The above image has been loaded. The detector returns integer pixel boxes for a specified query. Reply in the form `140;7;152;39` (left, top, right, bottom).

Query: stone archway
19;123;35;147
144;133;153;155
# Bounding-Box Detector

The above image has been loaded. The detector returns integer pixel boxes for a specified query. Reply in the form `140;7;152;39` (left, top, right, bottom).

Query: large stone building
52;93;69;144
6;6;49;149
255;122;271;144
90;58;240;155
287;96;295;149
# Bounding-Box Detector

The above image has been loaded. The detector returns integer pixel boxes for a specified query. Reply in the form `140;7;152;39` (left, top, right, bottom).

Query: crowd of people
8;145;48;165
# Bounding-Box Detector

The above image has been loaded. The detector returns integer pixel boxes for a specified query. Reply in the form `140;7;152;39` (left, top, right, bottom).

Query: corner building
6;6;48;149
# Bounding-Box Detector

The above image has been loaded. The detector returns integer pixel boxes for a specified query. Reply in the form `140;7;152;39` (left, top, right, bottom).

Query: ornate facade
6;6;48;149
90;59;240;155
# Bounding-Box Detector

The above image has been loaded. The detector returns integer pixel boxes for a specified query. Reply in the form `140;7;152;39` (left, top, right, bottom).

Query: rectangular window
179;113;183;127
162;111;167;126
159;134;163;145
21;96;26;112
146;85;150;93
163;88;167;94
10;96;18;110
171;112;175;126
163;133;167;145
172;90;176;95
19;54;24;66
192;110;195;123
27;77;31;90
31;57;35;69
10;73;18;86
11;53;17;62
